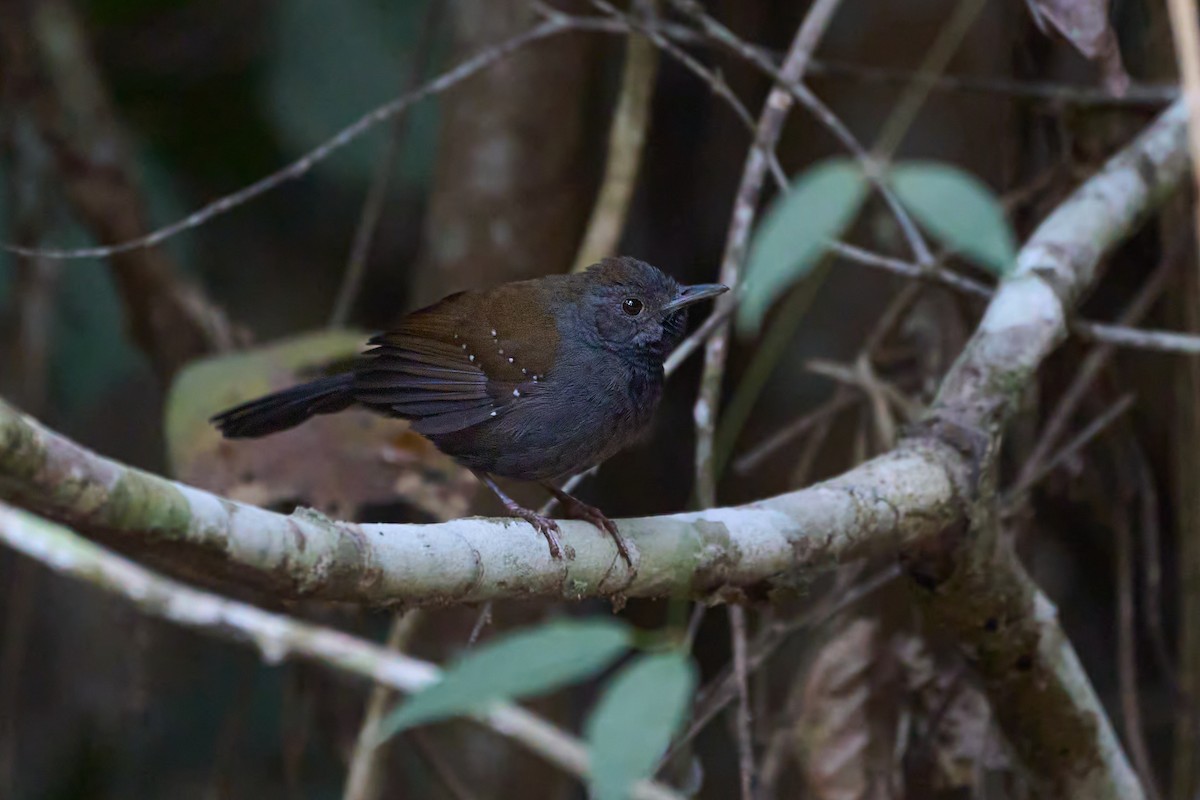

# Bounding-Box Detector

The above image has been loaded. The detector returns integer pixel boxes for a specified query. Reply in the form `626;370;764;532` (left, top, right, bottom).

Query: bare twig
662;302;734;375
733;390;858;475
649;20;1176;105
329;3;444;327
1006;393;1137;506
410;730;479;800
668;0;933;266
806;59;1176;106
1071;320;1200;354
831;239;1200;356
700;0;989;484
660;565;901;769
0;502;684;800
572;0;661;272
0;15;621;262
830;241;992;298
467;602;493;647
585;0;786;189
1132;445;1182;695
342;610;426;800
872;0;988;158
1115;510;1162;800
729;605;756;800
1015;242;1180;492
693;0;847;507
1166;0;1200;279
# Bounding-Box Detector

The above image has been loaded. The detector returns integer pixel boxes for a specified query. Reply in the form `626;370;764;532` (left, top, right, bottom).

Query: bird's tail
211;373;355;438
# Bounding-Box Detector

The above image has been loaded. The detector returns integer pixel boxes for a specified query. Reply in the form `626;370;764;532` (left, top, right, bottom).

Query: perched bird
211;257;726;563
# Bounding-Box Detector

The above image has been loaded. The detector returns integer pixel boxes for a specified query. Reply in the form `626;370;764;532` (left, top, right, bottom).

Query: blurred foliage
890;160;1017;274
265;0;442;188
381;618;632;736
737;158;866;335
586;650;698;800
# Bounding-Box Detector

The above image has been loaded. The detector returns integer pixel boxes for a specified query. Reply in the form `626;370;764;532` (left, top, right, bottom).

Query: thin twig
1165;0;1200;282
659;564;901;769
0;15;621;261
1015;241;1181;491
586;0;786;189
662;302;734;375
872;0;988;158
692;0;847;508
342;610;426;800
1132;444;1183;696
733;390;858;474
648;20;1176;106
0;502;685;800
1005;393;1136;507
830;241;992;298
330;3;443;327
832;239;1200;356
701;0;988;486
1115;510;1163;800
468;602;493;647
804;359;921;422
410;729;479;800
572;0;661;272
1071;320;1200;354
806;59;1176;106
729;605;756;800
668;0;933;266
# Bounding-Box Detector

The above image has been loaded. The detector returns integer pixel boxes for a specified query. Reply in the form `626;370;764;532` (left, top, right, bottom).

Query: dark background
0;0;1188;798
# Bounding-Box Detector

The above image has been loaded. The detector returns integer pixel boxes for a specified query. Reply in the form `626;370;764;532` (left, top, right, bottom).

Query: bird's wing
353;284;559;435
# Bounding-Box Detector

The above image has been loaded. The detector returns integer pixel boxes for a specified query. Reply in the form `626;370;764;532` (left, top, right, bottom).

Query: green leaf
585;651;698;800
378;618;631;739
890;161;1018;275
737;157;867;335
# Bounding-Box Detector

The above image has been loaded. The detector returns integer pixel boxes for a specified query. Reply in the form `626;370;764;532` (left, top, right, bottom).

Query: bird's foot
474;471;568;560
544;484;632;567
508;505;566;560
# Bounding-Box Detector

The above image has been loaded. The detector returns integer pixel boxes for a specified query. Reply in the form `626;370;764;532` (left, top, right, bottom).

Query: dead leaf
1031;0;1131;95
165;329;476;523
795;618;902;800
893;633;1006;792
795;619;1009;799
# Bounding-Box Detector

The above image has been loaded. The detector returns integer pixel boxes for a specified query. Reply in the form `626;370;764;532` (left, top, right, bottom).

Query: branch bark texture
0;396;957;605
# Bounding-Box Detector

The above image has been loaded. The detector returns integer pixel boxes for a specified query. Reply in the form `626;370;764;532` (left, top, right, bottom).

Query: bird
210;257;727;564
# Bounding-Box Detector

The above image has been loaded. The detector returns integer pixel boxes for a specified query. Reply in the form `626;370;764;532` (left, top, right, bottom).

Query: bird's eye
622;298;644;316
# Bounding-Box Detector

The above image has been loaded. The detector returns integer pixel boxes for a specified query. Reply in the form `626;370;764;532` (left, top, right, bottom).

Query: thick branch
0;397;957;605
897;100;1192;800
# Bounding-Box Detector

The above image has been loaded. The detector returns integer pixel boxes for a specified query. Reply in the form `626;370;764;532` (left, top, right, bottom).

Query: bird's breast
429;347;663;481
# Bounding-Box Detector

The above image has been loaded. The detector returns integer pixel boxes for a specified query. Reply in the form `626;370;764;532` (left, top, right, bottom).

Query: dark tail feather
211;374;355;438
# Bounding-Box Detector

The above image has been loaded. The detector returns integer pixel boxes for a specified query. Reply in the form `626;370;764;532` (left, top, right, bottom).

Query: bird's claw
556;496;633;568
511;507;566;560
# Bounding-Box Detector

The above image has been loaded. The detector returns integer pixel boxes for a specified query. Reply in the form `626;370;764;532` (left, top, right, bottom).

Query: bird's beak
662;283;729;313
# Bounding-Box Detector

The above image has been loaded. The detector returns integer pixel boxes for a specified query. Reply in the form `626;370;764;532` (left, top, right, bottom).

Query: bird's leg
541;482;632;567
474;472;565;560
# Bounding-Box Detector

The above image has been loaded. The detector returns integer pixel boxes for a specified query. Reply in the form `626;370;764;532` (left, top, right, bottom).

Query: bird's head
579;256;727;360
